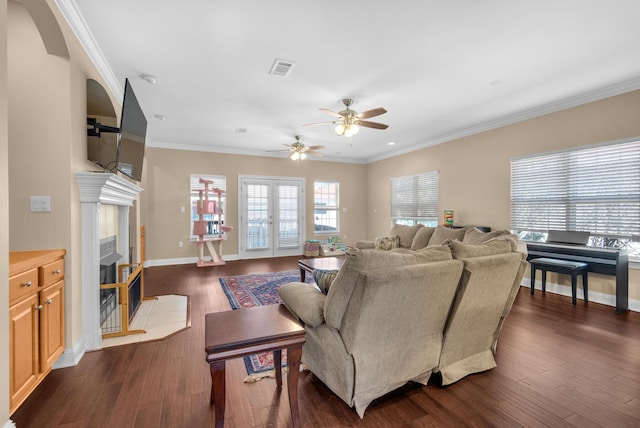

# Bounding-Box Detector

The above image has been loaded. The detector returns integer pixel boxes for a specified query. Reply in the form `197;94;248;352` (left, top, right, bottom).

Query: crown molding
366;76;640;164
54;0;122;100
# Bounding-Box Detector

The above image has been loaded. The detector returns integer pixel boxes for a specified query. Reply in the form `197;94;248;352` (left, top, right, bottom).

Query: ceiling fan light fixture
345;124;359;137
290;151;300;160
300;152;307;160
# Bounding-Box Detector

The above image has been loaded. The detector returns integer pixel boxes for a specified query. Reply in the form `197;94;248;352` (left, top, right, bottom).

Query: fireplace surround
76;172;142;351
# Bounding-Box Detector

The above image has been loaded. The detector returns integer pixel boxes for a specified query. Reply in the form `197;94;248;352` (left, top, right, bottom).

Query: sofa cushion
324;246;453;329
448;238;513;259
462;228;510;244
428;225;466;246
374;235;400;250
390;223;424;248
278;283;326;327
410;226;435;250
313;268;339;294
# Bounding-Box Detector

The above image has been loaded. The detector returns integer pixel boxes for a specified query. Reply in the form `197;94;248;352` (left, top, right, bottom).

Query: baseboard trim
52;337;86;369
524;279;639;312
145;253;240;268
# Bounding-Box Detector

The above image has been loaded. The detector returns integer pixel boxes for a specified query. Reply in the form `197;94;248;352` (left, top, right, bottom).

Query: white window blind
391;171;439;224
511;140;640;237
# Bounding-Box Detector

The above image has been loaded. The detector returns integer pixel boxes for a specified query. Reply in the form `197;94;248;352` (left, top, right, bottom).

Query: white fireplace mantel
76;172;143;353
76;172;142;205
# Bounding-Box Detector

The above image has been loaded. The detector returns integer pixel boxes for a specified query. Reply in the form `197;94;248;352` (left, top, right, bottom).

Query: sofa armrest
355;240;375;249
278;283;326;327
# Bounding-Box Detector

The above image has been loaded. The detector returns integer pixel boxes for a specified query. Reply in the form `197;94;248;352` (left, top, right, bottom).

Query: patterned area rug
219;270;313;381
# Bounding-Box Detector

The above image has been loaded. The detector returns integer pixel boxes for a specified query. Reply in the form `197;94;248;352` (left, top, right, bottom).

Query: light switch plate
30;196;51;212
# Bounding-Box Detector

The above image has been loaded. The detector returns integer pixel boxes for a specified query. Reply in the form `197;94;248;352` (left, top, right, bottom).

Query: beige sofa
278;237;527;418
355;224;518;251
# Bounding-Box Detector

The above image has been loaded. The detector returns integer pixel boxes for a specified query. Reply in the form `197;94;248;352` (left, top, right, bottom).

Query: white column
81;201;102;350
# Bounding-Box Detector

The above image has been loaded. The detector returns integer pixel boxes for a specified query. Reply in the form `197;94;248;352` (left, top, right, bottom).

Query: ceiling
63;0;640;164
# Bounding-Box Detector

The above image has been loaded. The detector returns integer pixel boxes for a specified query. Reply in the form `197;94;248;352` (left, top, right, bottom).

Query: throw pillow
389;223;424;248
462;227;510;244
374;235;400;251
312;268;339;295
410;226;435;250
428;225;466;246
447;238;513;259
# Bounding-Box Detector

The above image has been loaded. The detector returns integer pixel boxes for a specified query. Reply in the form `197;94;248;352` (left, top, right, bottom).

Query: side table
204;304;305;427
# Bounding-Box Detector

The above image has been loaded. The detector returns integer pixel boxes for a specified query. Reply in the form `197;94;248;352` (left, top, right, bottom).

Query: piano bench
529;258;588;305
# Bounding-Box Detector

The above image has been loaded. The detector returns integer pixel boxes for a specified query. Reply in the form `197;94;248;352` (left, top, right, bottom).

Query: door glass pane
278;184;299;248
246;184;269;250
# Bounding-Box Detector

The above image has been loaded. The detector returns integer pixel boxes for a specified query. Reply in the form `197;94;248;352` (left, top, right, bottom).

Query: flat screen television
116;78;147;182
87;78;147;182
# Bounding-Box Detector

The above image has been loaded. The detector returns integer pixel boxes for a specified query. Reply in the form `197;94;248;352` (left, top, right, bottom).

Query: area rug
219;270;313;381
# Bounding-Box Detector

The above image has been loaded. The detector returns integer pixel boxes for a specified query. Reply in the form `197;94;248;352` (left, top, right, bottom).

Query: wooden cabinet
9;249;66;415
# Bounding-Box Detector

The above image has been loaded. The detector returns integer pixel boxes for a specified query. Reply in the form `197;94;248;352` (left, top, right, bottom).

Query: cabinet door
40;280;65;372
9;294;40;410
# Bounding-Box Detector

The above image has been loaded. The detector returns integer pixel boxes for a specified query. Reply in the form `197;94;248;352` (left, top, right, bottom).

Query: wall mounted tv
87;78;147;182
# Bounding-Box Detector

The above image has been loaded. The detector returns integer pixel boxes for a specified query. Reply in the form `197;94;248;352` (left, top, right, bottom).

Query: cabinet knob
22;281;32;287
45;298;53;305
53;269;61;274
35;305;43;311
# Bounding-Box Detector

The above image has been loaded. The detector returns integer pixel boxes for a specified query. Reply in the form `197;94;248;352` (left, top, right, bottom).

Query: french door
238;176;305;259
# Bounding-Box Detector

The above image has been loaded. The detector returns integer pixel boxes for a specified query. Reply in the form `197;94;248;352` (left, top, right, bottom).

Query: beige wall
142;147;368;261
366;90;640;301
1;0;9;423
6;0;126;394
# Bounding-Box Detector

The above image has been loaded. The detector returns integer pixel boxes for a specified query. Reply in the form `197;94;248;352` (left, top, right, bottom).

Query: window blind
391;171;439;222
511;140;640;237
190;175;226;192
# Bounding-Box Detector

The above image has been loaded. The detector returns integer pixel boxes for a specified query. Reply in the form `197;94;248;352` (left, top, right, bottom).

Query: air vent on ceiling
235;127;248;134
269;58;295;77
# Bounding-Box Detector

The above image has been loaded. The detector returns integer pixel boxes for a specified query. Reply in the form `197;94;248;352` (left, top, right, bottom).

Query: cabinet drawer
40;259;64;287
9;269;38;304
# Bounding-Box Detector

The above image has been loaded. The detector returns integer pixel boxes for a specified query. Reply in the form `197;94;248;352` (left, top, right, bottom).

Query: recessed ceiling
63;0;640;163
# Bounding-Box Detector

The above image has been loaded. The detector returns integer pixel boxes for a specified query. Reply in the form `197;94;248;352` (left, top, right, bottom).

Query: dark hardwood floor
12;256;640;427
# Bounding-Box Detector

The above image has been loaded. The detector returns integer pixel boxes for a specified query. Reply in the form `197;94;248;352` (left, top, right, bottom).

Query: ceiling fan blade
306;145;325;150
357;107;387;119
303;120;338;127
266;144;294;152
307;150;324;156
319;108;343;118
358;120;389;130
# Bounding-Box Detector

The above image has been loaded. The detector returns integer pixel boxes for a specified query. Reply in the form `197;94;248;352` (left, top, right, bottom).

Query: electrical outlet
178;241;183;248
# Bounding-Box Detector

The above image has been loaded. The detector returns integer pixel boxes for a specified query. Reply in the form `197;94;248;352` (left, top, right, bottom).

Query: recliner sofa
278;236;527;418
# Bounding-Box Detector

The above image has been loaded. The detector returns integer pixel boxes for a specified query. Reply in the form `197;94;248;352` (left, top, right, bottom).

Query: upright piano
526;241;629;314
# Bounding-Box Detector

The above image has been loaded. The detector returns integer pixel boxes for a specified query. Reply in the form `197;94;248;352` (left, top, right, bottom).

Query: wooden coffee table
204;304;305;428
298;256;345;281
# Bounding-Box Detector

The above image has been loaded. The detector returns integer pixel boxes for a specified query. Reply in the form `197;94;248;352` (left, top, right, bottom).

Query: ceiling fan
304;98;388;137
268;136;325;160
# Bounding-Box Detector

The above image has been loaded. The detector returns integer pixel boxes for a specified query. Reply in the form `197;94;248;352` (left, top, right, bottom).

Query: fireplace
76;172;143;351
99;235;122;332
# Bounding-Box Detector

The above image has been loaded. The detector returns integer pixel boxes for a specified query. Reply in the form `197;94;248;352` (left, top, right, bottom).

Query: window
510;139;640;257
314;181;339;233
391;171;439;226
190;174;226;240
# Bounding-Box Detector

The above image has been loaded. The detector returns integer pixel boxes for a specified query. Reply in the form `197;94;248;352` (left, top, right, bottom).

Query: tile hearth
101;294;189;348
